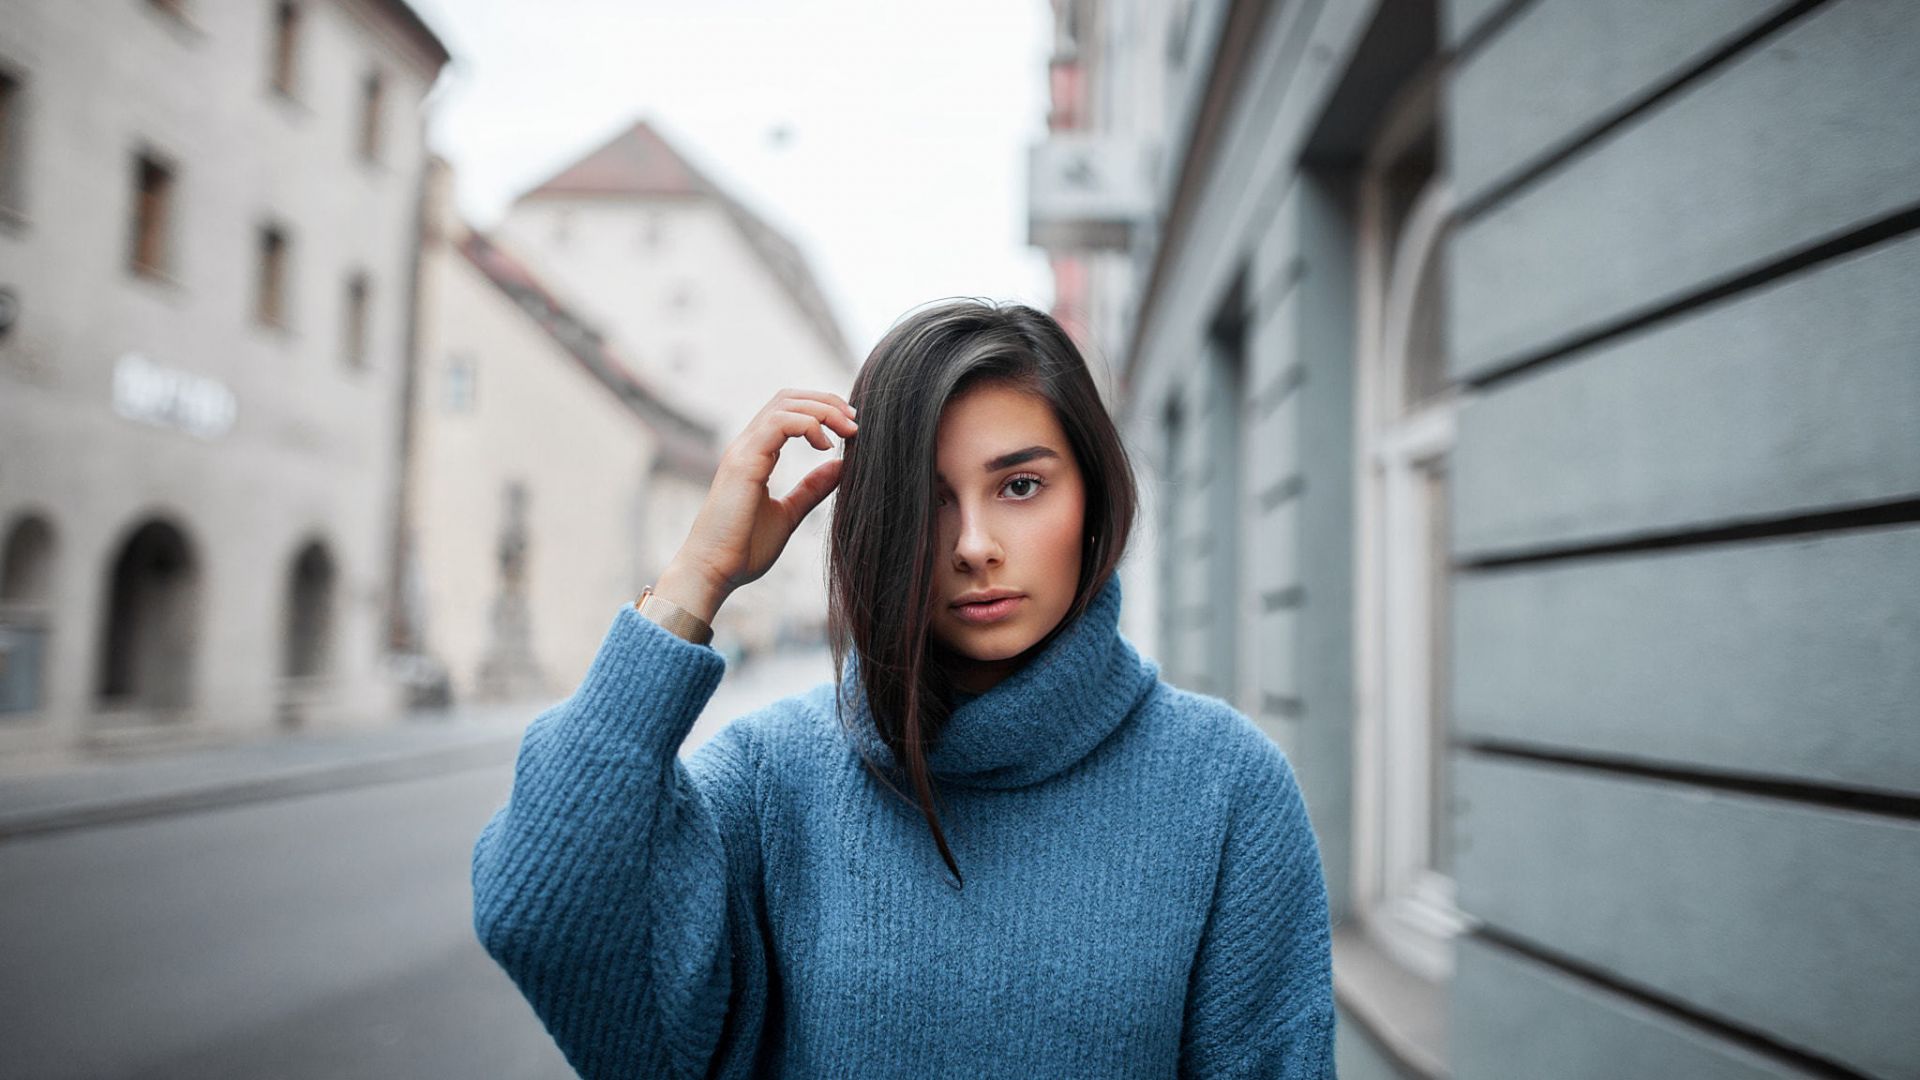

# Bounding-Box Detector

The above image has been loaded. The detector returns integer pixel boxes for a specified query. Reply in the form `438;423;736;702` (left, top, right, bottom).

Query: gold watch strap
634;585;714;646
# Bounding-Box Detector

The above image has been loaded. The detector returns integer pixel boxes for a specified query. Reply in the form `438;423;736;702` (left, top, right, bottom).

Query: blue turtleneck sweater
471;577;1334;1078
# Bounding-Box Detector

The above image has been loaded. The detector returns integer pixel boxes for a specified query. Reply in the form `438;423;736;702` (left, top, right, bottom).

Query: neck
946;654;1023;696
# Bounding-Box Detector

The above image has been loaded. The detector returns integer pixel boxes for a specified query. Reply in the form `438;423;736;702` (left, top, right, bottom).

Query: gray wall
1127;0;1917;1076
1444;0;1920;1077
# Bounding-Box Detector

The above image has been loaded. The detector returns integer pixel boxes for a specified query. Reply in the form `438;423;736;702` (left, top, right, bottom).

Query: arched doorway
1;514;58;715
97;518;199;714
283;539;335;680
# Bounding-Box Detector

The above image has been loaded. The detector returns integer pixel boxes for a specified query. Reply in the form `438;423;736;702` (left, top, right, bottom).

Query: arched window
1351;72;1469;980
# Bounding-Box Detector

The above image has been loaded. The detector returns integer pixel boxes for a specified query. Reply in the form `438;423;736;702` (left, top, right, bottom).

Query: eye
933;470;1044;503
1001;473;1044;501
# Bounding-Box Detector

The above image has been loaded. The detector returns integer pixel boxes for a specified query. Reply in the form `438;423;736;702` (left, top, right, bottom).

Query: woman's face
928;381;1086;690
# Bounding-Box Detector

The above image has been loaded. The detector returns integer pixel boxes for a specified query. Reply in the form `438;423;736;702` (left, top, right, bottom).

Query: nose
951;504;1003;572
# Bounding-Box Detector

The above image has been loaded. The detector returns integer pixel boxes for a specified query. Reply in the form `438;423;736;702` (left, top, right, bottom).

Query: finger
778;458;843;526
771;411;832;452
727;400;857;473
776;396;859;439
775;401;860;447
775;388;857;421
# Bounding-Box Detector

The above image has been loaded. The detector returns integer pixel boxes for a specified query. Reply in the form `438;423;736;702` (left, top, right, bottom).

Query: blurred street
2;0;1913;1075
0;647;831;1080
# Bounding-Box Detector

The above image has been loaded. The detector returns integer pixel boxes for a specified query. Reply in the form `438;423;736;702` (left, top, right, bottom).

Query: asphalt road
0;765;575;1080
0;647;834;1080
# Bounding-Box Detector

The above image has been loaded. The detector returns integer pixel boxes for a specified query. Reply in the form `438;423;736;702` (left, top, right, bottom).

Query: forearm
471;605;736;1077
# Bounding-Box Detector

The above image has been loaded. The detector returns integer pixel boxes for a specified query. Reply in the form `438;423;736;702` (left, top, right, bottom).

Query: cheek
1026;491;1086;574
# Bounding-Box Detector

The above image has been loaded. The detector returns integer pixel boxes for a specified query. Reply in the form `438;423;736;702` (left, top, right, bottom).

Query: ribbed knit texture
472;575;1334;1079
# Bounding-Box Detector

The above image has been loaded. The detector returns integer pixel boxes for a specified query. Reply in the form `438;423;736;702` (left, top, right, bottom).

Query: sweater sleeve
470;605;771;1080
1178;735;1336;1079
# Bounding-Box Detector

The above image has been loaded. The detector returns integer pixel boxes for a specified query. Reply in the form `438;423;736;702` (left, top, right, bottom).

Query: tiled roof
519;119;855;368
458;230;720;480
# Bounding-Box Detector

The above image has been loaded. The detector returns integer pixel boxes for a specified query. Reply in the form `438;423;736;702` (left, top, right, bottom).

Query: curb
0;735;522;842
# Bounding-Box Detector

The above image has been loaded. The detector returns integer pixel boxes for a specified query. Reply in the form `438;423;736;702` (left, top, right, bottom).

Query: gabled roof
370;0;452;73
458;230;719;480
518;119;856;368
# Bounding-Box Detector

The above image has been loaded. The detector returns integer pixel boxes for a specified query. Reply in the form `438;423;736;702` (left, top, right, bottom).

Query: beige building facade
491;121;856;650
0;0;446;754
405;160;717;704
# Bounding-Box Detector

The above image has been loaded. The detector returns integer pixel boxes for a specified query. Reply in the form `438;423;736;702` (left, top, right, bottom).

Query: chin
935;621;1042;663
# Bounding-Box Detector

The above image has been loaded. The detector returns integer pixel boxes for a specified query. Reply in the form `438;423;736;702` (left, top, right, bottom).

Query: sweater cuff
564;603;729;761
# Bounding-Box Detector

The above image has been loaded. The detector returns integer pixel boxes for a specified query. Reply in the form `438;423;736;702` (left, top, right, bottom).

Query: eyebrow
935;445;1061;484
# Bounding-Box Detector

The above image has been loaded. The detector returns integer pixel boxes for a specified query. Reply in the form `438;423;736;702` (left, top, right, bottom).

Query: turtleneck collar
837;574;1159;790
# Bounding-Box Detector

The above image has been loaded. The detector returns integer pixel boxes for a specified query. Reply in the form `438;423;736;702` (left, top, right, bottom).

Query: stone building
490;119;856;652
0;0;447;752
1031;1;1919;1076
405;159;718;705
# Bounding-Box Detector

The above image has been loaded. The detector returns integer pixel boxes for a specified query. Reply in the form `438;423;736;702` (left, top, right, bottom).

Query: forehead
935;383;1069;459
933;380;1082;480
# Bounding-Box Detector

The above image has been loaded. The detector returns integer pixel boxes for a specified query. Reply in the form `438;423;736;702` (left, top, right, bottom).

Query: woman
472;300;1334;1078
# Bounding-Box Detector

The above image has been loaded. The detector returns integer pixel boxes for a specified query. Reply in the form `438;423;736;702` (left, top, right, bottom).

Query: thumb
778;457;843;527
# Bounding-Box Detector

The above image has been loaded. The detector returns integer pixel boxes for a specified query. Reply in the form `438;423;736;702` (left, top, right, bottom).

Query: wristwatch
634;586;714;646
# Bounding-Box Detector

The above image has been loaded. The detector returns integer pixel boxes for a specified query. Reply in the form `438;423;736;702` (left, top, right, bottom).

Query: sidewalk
0;647;835;841
0;702;538;841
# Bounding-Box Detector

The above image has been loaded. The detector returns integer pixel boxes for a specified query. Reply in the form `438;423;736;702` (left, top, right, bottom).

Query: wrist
653;557;729;625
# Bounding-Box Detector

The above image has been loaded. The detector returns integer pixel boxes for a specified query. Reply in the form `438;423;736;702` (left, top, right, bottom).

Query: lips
949;593;1026;625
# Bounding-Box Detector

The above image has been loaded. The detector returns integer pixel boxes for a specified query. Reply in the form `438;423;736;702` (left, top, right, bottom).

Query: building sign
1027;134;1156;252
112;353;237;440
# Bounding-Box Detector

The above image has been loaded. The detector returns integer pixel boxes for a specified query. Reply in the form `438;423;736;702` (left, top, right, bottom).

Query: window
342;272;370;367
255;223;289;327
1351;74;1468;982
129;153;174;278
269;2;301;97
443;353;476;412
0;68;23;214
358;69;384;163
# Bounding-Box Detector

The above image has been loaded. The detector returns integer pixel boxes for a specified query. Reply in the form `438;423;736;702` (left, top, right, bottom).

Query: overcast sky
406;0;1057;355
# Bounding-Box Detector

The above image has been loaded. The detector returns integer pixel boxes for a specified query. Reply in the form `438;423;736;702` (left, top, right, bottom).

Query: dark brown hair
827;299;1136;885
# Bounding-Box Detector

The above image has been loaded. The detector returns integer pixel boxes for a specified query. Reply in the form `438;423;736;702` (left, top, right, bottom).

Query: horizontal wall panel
1450;0;1798;208
1252;181;1302;333
1455;756;1920;1080
1454;936;1817;1080
1250;286;1301;398
1448;0;1920;381
1248;387;1301;491
1454;525;1920;797
1452;233;1920;557
1250;499;1301;597
1252;608;1300;701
